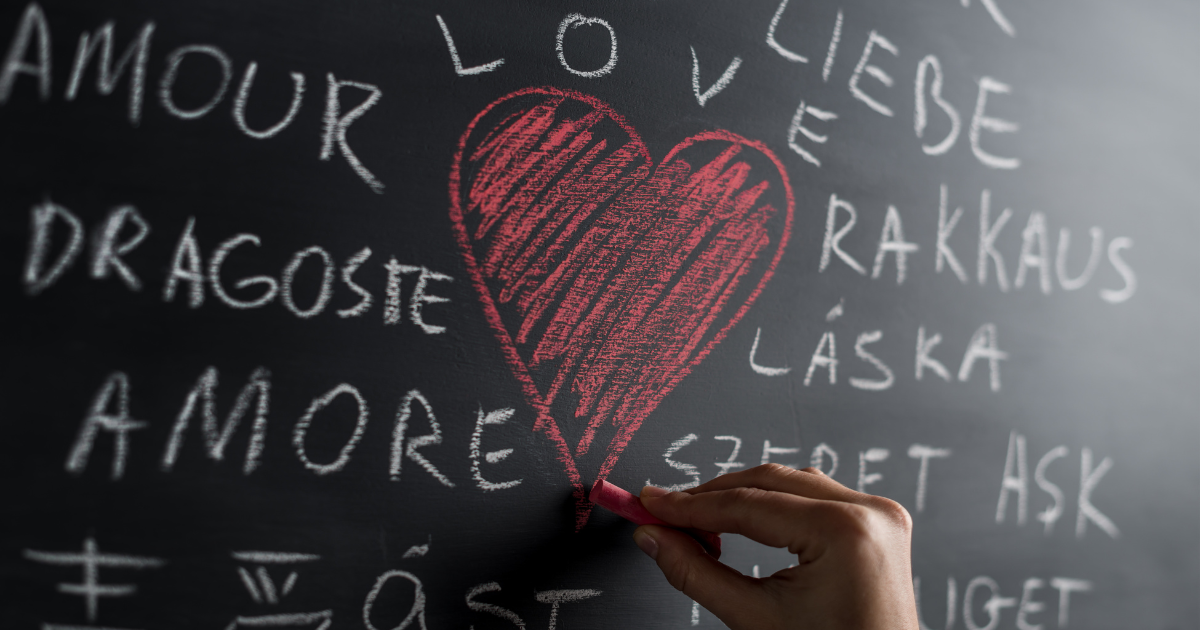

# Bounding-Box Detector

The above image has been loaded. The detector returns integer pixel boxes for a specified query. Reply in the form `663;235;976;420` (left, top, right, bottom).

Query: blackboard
2;0;1197;628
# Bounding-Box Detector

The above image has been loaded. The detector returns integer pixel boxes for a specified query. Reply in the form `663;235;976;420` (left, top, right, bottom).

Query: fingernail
633;529;659;559
641;485;669;498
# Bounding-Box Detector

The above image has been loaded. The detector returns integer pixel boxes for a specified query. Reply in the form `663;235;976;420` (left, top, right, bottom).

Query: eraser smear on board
590;479;722;559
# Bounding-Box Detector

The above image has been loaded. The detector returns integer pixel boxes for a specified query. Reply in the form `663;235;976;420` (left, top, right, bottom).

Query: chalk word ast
63;366;522;493
21;199;456;330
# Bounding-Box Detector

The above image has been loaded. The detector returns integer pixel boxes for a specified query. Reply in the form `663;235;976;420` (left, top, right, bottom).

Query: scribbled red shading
449;87;794;528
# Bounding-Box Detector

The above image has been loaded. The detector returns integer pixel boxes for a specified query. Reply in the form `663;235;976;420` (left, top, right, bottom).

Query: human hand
633;463;918;630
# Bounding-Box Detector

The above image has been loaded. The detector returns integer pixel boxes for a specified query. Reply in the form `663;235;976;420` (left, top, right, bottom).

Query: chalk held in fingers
590;479;722;559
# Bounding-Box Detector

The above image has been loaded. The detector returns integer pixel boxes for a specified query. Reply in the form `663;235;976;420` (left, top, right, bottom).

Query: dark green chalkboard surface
2;0;1197;628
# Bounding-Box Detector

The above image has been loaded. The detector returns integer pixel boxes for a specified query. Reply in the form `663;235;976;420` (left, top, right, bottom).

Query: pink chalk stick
590;479;722;559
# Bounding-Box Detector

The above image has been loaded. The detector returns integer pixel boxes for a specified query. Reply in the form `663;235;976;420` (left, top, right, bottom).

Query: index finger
687;464;864;505
642;486;842;557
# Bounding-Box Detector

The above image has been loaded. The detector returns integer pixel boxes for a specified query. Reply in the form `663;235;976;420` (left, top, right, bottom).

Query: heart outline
448;86;794;528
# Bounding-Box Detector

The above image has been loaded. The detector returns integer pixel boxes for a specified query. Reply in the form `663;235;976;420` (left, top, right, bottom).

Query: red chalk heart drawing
449;87;794;528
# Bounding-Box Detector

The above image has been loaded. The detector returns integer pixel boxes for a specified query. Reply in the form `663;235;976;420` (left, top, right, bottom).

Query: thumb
633;525;776;629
